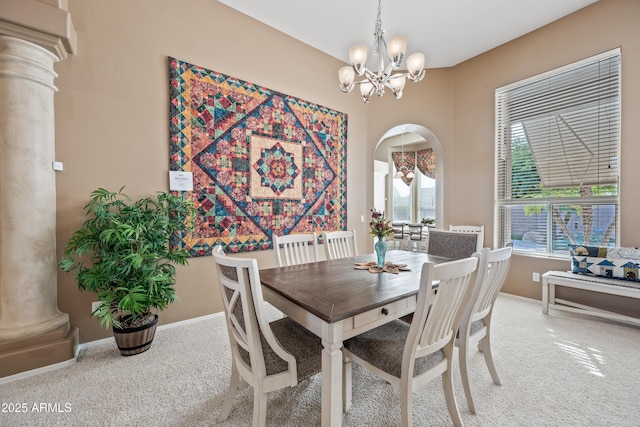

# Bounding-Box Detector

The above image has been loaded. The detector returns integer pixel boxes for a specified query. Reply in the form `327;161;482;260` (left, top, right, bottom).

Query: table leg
343;355;352;412
321;338;343;427
542;278;549;314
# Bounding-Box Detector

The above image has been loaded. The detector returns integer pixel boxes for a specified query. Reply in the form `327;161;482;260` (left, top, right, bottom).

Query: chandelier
338;0;426;103
393;133;415;179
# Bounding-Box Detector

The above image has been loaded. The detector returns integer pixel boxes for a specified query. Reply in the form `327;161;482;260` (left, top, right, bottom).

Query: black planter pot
112;314;158;356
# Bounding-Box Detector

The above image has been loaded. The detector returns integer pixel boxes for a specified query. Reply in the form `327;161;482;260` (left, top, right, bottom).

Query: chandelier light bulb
387;35;406;67
360;81;374;103
338;66;355;92
338;66;355;85
349;45;368;75
406;53;426;81
389;76;406;98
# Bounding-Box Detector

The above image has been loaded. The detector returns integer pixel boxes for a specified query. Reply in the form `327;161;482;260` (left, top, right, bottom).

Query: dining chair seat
263;317;322;381
343;319;444;378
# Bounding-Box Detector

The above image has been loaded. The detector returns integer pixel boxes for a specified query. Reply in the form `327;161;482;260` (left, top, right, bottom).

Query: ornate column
0;0;77;378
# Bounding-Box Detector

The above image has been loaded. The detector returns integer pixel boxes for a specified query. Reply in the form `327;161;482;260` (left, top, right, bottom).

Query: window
391;143;437;224
392;168;411;222
495;49;620;255
418;175;436;221
392;166;435;223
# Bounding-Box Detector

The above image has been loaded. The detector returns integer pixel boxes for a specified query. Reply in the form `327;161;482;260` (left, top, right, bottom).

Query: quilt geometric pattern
169;57;347;255
569;245;640;282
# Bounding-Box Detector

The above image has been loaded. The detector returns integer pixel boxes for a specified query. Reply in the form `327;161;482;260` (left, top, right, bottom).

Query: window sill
511;249;569;262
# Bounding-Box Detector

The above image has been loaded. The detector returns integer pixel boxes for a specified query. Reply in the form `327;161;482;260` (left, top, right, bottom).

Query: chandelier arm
383;76;404;88
388;71;411;81
361;68;379;82
356;63;395;89
360;69;384;93
381;62;395;81
339;83;354;94
408;69;427;83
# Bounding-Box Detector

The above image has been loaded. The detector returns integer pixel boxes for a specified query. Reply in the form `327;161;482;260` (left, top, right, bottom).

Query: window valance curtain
392;148;435;186
392;151;416;186
416;148;435;179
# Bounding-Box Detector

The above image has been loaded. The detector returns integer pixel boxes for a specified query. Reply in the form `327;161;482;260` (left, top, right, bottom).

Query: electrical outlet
91;301;101;313
532;272;540;282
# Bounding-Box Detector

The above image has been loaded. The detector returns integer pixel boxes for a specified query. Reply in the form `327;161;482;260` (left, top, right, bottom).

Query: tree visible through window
495;50;620;255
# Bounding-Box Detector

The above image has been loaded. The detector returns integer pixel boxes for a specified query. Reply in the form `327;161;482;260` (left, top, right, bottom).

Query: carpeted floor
2;293;639;426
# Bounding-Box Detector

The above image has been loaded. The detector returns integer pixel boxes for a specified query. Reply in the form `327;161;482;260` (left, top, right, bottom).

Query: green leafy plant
59;187;196;329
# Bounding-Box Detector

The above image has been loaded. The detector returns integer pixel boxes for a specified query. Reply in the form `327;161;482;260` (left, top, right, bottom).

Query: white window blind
495;49;620;255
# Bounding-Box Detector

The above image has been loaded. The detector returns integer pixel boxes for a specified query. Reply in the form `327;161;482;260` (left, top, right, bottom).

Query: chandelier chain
373;0;383;55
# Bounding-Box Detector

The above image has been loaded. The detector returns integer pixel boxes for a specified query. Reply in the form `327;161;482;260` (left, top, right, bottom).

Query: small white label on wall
169;171;193;191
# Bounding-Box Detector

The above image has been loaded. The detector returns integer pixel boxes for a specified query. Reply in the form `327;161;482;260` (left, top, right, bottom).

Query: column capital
0;0;76;60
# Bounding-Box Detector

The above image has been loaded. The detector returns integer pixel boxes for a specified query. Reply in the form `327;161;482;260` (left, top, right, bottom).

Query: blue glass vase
374;239;387;268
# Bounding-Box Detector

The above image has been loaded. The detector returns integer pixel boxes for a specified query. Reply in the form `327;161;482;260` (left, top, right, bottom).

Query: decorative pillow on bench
569;245;640;282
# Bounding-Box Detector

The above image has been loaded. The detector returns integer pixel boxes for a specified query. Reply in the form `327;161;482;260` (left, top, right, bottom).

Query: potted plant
59;187;196;355
421;217;436;227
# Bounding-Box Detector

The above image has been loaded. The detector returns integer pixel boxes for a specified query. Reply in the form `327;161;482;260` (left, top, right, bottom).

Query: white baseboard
0;357;77;385
78;311;223;351
498;291;540;303
1;312;225;385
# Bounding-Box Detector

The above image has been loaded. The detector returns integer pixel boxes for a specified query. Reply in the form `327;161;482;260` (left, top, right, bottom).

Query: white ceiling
218;0;598;69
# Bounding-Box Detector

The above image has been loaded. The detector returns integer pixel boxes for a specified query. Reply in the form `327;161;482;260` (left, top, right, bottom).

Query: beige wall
51;0;640;343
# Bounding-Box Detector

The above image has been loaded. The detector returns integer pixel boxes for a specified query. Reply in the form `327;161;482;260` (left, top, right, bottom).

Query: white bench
542;271;640;326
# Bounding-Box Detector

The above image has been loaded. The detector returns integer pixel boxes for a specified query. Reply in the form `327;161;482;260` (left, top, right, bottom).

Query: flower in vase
369;209;394;240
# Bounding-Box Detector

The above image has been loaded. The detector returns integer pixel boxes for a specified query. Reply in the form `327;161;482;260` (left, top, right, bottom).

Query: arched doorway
373;124;444;227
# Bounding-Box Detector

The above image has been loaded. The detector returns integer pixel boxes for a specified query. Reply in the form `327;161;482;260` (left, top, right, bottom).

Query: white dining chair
457;245;512;415
407;223;427;252
390;222;408;250
342;255;480;427
212;246;323;427
273;232;319;267
449;225;485;253
321;230;358;260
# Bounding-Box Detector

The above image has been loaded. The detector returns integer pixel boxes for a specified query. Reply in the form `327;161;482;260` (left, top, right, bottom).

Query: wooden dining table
259;249;453;427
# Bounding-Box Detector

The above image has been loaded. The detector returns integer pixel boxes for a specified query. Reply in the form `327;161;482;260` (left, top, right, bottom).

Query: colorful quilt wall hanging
169;57;348;255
